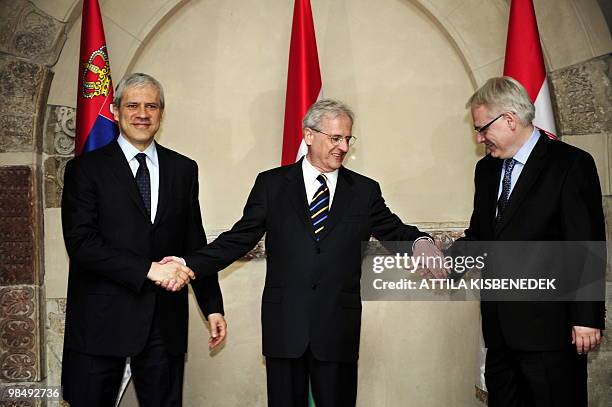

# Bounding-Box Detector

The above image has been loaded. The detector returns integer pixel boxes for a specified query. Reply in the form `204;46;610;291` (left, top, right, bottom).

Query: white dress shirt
302;156;339;206
497;127;540;200
117;135;159;223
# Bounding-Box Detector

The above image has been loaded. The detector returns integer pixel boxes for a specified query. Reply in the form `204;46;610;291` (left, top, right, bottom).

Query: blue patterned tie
310;174;330;240
135;153;151;218
496;158;516;222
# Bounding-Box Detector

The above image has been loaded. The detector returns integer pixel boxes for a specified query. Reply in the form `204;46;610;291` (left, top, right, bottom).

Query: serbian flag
503;0;557;139
75;0;118;156
281;0;322;166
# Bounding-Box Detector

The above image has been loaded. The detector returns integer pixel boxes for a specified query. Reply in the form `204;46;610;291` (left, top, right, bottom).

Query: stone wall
550;53;612;407
0;1;66;405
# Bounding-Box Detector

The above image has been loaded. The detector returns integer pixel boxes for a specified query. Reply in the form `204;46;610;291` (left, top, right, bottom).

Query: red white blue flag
75;0;118;156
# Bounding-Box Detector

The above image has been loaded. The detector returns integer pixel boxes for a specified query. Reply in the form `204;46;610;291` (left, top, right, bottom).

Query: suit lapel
494;133;549;237
485;159;503;237
317;167;354;242
285;160;317;241
154;143;171;225
104;141;151;222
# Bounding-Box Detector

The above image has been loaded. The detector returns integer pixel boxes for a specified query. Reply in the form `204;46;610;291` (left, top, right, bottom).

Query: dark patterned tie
496;158;516;222
135;153;151;218
310;174;330;240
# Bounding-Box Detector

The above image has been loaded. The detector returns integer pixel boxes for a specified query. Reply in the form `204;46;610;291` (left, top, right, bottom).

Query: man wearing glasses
161;98;446;406
461;76;605;406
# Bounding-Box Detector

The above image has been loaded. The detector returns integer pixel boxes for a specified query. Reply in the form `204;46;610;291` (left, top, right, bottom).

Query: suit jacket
461;131;605;351
61;141;223;357
184;159;428;362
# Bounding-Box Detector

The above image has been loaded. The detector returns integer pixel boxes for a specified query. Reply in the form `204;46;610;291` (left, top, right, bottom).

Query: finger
218;322;227;340
210;321;219;339
166;279;177;291
173;280;185;292
434;268;446;279
160;280;170;289
159;256;173;264
584;335;593;353
576;335;585;354
571;328;576;344
209;336;222;349
595;331;602;347
186;269;196;280
176;271;188;284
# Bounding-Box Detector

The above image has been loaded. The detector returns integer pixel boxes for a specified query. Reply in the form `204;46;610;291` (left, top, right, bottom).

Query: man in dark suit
162;99;447;407
61;73;226;407
460;76;605;406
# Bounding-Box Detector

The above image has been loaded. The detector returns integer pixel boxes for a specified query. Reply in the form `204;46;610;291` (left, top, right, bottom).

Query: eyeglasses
474;113;504;134
310;128;357;146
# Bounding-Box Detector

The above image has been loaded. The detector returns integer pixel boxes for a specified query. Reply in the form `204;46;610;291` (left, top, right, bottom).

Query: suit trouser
62;310;185;407
265;346;358;407
485;344;588;407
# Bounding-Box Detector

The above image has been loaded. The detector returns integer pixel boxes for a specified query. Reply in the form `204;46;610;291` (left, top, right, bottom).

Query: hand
147;261;195;292
207;313;227;350
159;255;185;265
572;326;602;354
413;238;449;279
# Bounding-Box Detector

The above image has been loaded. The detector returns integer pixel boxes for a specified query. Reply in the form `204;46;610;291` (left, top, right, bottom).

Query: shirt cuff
412;236;434;252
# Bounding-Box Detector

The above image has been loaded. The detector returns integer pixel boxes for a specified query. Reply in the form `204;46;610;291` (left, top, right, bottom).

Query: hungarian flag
281;0;322;166
503;0;557;139
75;0;118;156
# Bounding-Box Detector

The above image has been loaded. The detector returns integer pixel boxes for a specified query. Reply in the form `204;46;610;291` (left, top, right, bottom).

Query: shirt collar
117;134;158;167
302;156;339;187
512;127;540;165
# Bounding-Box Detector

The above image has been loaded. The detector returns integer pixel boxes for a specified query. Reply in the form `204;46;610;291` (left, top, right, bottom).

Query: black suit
184;159;428;406
61;141;223;406
460;132;605;406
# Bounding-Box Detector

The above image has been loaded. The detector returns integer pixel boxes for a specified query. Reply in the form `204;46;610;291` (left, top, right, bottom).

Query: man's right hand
147;262;195;292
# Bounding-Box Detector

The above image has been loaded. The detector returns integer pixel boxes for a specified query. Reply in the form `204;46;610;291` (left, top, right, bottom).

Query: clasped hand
147;258;194;292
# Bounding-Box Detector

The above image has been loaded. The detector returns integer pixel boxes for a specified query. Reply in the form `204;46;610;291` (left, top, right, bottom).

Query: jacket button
311;283;318;290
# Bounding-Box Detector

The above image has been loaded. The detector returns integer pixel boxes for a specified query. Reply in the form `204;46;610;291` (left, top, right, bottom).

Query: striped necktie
496;158;516;222
310;174;330;240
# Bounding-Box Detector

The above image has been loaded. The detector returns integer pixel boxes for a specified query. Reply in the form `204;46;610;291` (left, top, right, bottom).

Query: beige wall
41;0;612;406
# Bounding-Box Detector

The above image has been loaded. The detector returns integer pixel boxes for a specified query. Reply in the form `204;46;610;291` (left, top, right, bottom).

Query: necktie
496;158;516;222
135;153;151;218
310;174;330;240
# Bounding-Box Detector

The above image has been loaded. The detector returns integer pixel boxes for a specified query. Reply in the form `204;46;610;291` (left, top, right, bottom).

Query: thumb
159;256;174;264
571;327;576;344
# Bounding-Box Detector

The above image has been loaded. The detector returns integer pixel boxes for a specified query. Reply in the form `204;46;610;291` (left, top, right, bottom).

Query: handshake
146;256;193;292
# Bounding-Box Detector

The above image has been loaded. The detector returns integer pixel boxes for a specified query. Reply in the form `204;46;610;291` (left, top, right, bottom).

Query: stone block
0;286;42;382
0;0;66;66
0;55;52;153
0;167;39;286
550;54;612;136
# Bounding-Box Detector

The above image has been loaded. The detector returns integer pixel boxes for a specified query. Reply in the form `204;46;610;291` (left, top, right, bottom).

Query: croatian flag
503;0;557;139
281;0;322;166
75;0;118;156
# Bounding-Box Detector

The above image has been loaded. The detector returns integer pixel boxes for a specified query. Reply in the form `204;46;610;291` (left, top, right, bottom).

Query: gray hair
113;73;165;109
303;98;355;129
466;76;535;125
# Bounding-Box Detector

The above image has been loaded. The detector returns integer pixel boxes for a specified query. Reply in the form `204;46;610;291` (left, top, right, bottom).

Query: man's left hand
207;313;227;350
572;325;602;354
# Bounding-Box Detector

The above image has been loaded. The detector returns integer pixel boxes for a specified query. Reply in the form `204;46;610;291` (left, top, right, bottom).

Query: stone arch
0;0;609;403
